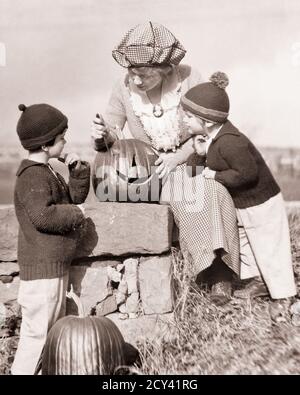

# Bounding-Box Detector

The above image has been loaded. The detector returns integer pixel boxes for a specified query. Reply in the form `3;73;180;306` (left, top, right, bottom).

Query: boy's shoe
269;299;291;324
233;277;269;299
210;281;232;306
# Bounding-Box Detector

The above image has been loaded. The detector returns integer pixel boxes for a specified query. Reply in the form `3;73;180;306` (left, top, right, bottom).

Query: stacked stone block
0;203;175;324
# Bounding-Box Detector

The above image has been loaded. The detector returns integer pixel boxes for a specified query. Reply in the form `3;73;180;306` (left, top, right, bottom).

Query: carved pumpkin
41;287;133;375
92;139;161;202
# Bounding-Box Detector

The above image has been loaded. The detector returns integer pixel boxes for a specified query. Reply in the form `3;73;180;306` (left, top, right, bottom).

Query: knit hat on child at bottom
181;72;230;123
17;103;68;150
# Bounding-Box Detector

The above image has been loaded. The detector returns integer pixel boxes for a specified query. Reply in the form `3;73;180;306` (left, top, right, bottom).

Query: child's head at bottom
181;71;230;135
16;103;68;159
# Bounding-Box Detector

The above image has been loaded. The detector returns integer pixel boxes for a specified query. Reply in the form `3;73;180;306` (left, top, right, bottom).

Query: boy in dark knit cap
11;103;90;375
181;72;296;304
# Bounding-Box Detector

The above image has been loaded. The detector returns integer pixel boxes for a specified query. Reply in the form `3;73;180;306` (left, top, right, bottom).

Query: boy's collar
207;124;223;141
16;159;47;177
212;120;240;142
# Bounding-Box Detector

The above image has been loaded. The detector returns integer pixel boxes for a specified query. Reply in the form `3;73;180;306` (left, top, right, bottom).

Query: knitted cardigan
189;120;280;209
14;159;90;280
94;64;202;151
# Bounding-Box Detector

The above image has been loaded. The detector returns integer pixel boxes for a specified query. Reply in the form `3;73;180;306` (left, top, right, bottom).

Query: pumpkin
92;139;161;202
41;286;130;375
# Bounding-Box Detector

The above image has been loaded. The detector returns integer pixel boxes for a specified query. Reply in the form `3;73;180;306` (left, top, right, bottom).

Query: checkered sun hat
112;22;186;68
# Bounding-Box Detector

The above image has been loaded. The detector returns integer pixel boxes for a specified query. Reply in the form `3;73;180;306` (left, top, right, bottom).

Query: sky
1;0;300;148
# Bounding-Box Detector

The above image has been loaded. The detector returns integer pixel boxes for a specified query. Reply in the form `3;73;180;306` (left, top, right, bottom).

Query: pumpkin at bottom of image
41;287;132;375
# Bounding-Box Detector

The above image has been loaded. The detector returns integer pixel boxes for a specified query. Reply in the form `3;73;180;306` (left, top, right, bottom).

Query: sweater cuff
214;171;228;186
71;205;86;229
69;161;91;179
215;171;222;182
186;153;206;166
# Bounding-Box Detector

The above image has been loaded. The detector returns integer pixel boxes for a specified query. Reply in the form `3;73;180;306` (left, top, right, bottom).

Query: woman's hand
91;114;109;141
193;135;208;156
155;151;183;179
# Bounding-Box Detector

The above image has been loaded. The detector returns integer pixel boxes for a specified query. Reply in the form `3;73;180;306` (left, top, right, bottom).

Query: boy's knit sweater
190;120;280;209
14;159;90;280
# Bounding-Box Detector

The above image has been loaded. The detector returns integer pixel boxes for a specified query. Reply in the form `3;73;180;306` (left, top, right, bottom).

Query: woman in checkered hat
91;22;239;305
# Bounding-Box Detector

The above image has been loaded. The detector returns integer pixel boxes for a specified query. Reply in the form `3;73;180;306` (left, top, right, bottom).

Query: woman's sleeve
179;64;204;93
177;65;204;150
176;137;196;164
188;66;204;87
94;79;127;151
104;79;127;133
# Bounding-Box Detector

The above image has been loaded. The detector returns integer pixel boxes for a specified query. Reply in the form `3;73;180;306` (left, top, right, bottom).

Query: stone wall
0;203;176;343
1;202;299;344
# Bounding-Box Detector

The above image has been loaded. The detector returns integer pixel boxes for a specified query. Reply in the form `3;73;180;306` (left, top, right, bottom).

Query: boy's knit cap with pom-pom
181;71;230;123
16;103;68;150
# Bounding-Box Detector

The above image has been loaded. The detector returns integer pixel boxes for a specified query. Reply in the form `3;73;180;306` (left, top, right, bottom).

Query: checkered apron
161;164;240;276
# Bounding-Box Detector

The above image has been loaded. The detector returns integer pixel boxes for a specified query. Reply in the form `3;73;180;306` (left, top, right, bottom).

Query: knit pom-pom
209;72;229;89
18;104;27;111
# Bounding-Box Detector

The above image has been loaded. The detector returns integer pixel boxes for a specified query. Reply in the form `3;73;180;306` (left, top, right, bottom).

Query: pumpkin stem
66;284;86;317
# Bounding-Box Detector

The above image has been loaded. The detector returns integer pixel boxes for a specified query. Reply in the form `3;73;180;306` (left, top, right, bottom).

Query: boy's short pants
11;273;69;375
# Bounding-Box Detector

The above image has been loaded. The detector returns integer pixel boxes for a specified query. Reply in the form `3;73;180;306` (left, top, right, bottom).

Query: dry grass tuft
0;336;18;375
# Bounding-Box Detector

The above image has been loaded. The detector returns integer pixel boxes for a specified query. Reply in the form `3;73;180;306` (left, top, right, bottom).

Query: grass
135;211;300;375
275;173;300;202
136;278;300;374
1;212;300;375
